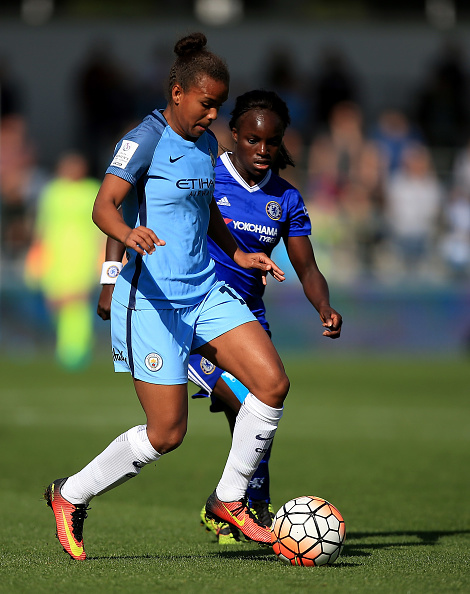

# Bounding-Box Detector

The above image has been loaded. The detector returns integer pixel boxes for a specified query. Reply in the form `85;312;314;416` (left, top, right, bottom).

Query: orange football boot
205;490;271;544
44;478;88;561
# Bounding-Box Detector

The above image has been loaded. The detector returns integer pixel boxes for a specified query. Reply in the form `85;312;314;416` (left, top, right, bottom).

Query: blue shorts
189;306;271;408
111;281;255;384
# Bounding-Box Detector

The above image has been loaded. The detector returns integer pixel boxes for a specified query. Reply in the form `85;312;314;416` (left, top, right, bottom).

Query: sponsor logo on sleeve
110;140;139;169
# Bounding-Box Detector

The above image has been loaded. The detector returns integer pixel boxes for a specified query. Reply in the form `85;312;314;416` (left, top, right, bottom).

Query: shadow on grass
87;548;276;563
341;529;470;560
87;530;469;566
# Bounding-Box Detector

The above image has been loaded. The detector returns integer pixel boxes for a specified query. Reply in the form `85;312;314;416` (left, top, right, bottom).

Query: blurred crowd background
1;0;470;362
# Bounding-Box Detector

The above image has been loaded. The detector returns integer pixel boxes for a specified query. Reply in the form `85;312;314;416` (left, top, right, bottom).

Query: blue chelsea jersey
107;110;218;309
209;152;311;306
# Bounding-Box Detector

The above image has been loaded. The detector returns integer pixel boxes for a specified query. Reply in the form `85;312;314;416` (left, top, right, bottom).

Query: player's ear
172;84;184;106
231;128;238;143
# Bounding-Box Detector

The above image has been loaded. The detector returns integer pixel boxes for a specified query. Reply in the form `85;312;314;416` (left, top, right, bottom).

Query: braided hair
167;32;229;98
229;89;295;170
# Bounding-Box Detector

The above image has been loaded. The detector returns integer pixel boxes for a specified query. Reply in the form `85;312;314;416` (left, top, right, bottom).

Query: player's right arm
92;173;165;255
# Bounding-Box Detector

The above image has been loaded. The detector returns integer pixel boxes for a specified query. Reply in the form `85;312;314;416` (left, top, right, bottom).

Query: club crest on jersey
145;352;163;372
266;201;282;220
200;357;216;375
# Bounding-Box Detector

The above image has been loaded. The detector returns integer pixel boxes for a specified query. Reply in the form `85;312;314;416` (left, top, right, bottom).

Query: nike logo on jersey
169;155;184;163
255;434;272;441
217;196;231;206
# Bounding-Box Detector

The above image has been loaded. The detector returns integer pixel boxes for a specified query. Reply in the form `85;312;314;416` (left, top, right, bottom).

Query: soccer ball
271;496;346;567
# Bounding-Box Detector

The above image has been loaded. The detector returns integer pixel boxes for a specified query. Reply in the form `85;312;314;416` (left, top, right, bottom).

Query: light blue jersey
107;110;218;310
106;111;256;384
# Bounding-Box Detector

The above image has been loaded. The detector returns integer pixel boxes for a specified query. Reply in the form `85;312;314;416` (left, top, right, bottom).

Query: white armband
100;261;123;285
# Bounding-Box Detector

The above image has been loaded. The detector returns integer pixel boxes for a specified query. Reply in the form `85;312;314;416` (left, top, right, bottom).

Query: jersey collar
221;152;272;193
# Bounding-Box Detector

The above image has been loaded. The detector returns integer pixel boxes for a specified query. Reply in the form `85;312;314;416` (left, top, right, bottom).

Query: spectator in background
372;108;423;177
339;141;386;279
0;54;22;118
452;138;470;192
0;114;50;263
309;47;359;137
414;41;469;150
75;42;136;177
262;46;307;185
305;101;369;279
384;143;442;278
135;43;172;119
439;142;470;279
24;152;103;370
440;188;470;280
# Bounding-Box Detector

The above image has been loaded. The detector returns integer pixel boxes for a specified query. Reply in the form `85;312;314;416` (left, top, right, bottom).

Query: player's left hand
319;307;342;339
235;251;285;285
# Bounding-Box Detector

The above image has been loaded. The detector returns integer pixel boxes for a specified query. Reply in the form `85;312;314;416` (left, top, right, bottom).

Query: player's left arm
97;236;126;321
207;197;285;284
285;235;342;339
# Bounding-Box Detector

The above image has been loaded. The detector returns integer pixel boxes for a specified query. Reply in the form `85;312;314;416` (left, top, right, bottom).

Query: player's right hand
97;285;114;320
123;226;165;255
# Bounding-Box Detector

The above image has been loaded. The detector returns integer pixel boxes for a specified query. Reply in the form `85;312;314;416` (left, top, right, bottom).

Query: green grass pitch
0;354;468;593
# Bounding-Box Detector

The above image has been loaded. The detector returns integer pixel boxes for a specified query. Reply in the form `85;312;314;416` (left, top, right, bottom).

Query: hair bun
174;32;207;57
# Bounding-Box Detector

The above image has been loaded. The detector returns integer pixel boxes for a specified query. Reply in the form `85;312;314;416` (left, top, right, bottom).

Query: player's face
231;109;285;185
169;75;228;141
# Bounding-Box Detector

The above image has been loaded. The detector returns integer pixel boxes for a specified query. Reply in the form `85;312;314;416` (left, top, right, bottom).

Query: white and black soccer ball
271;496;346;567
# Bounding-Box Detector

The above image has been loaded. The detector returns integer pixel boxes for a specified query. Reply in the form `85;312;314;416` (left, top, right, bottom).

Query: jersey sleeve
285;188;312;237
105;120;163;186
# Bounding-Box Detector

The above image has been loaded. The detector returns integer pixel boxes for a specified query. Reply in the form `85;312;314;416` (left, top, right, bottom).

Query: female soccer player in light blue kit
44;33;290;560
97;89;343;545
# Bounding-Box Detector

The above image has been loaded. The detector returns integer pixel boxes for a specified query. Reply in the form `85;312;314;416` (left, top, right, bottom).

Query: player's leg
190;353;274;532
58;382;186;503
193;286;289;543
214;307;277;523
189;355;244;543
210;375;275;527
199;320;287;491
44;302;189;560
45;382;186;560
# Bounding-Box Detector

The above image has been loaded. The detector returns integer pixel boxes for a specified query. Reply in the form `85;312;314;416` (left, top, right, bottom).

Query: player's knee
271;372;290;407
146;425;187;454
257;370;290;409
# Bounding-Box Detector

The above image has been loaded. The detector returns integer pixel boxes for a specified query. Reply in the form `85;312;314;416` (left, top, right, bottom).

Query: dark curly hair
229;89;294;170
167;32;230;98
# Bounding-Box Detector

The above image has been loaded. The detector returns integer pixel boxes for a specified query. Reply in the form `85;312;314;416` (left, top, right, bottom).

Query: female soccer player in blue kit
97;89;343;545
192;89;342;542
44;33;290;560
